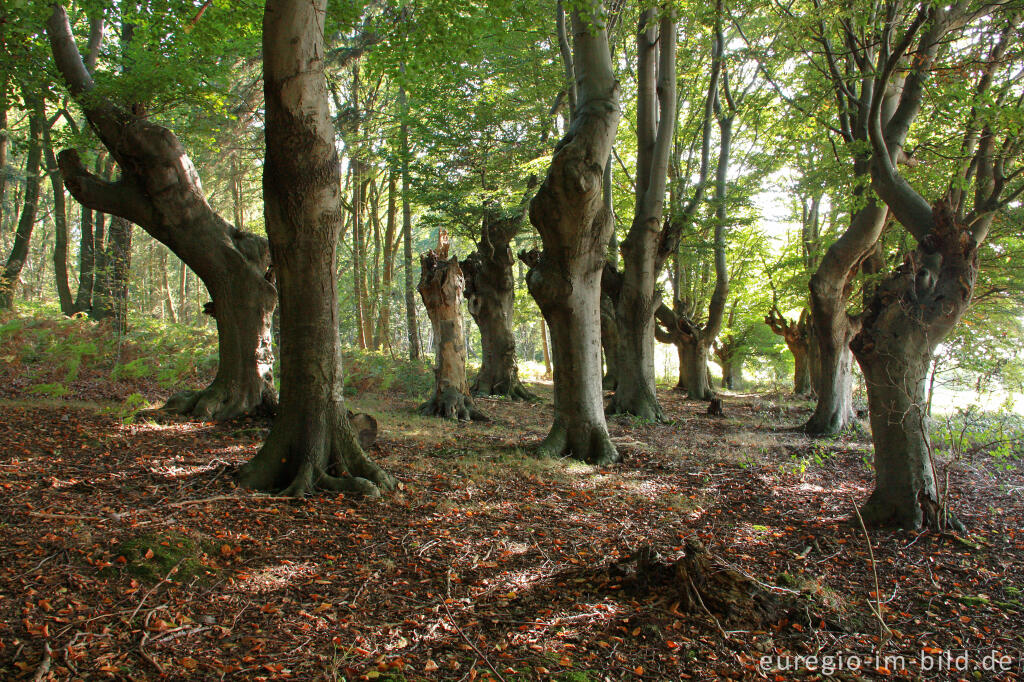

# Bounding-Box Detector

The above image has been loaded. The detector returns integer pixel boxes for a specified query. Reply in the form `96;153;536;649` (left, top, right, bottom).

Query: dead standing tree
522;0;621;464
419;231;486;420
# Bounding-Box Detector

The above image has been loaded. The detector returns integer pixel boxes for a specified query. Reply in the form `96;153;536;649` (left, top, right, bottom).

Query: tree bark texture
852;203;976;528
238;0;395;498
462;205;536;401
607;7;676;422
398;79;421;360
47;4;276;419
0;95;43;310
522;1;620;464
419;236;486;420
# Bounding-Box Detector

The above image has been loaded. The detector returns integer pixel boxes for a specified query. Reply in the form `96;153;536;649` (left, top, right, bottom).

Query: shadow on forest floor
0;378;1022;680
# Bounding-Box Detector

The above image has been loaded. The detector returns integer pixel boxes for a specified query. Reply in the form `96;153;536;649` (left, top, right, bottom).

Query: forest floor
1;316;1023;681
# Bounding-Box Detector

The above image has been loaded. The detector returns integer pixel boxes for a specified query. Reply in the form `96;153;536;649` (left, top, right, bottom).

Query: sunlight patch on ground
148;462;225;480
231;561;318;594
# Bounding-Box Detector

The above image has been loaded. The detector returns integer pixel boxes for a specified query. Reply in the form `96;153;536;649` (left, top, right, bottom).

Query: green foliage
113;531;218;585
342;348;434;397
28;382;69;398
111;358;151;381
933;406;1024;470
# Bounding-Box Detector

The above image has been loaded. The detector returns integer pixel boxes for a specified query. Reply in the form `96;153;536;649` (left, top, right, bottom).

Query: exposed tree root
237;409;395;498
418;387;488;421
472;375;538;402
612;539;850;631
159;381;277;421
605;394;667;423
858;488;966;533
535;422;621;466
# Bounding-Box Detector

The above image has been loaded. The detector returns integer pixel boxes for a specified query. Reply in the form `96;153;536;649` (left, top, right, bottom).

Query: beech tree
523;0;621;464
606;6;677;421
46;3;277;419
0;95;44;310
237;0;396;497
851;3;1023;528
417;232;486;420
461;197;537;402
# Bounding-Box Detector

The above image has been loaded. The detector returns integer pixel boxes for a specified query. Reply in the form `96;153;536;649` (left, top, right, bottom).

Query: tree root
858;488;966;533
605;394;667;423
535;422;621;465
472;377;539;402
419;386;489;421
237;409;396;498
611;539;849;631
159;381;276;420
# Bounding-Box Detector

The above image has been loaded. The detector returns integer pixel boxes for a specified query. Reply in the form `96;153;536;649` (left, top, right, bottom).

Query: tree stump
707;397;724;416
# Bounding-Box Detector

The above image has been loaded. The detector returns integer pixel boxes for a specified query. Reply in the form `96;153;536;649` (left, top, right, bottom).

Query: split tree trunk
606;7;676;422
47;4;277;419
419;237;486;420
238;0;395;497
766;308;815;396
462;207;536;401
522;1;620;465
0;95;43;310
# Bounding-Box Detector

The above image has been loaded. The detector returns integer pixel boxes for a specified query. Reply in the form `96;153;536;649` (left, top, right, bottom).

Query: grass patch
113;531;218;584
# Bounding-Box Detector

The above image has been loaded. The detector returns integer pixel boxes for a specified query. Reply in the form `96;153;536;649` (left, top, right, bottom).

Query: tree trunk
398;78;421;361
522;1;620;464
47;4;277;419
600;291;619;390
540;320;551;378
73;201;95;313
418;239;486;419
96;215;132;334
0;74;8;235
374;170;398;350
160;248;177;323
805;199;887;434
43;116;75;315
461;208;535;401
607;7;676;422
793;345;812;396
852;203;974;529
238;0;395;498
0;95;43;310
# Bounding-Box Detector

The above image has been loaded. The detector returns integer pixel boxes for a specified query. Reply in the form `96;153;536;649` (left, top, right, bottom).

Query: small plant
29;382;69;398
112;358;152;380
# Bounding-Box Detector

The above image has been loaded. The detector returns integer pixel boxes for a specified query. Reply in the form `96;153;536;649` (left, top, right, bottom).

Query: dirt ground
1;380;1022;680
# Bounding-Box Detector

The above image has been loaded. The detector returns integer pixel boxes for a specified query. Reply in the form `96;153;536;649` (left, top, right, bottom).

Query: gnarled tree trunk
522;1;620;464
462;207;536;401
237;0;395;498
419;236;486;420
853;204;975;528
47;4;276;419
766;307;815;396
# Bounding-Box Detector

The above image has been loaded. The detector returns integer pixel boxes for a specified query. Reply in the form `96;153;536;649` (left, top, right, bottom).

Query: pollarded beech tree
765;307;814;395
461;197;537;402
523;0;621;464
46;4;277;419
236;0;396;497
418;232;486;420
853;5;1023;529
605;5;677;422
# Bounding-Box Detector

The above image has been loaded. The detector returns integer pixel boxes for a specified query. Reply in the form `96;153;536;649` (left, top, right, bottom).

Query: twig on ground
32;641;52;682
850;497;893;646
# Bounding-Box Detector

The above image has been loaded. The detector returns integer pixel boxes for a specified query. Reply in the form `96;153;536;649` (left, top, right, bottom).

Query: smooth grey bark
522;1;621;465
462;202;536;401
606;7;677;422
238;0;395;497
0;95;44;309
47;3;276;419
